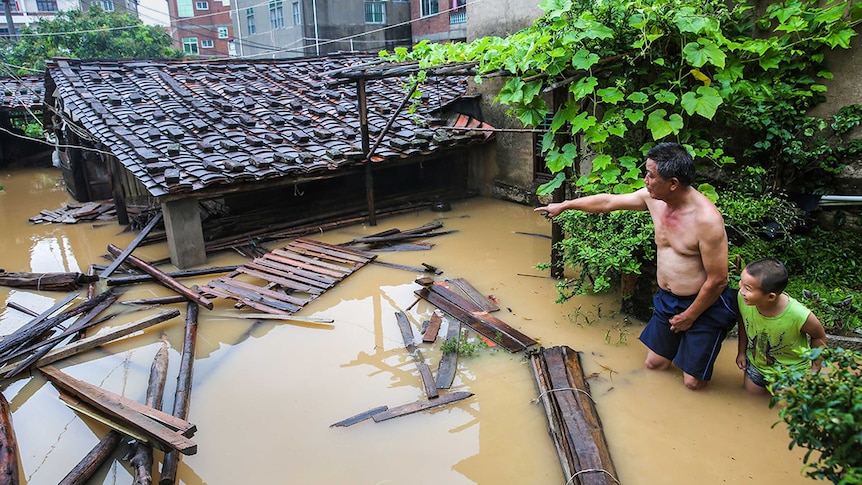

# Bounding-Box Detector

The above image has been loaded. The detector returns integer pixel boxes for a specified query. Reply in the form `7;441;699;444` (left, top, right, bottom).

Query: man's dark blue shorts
638;286;738;381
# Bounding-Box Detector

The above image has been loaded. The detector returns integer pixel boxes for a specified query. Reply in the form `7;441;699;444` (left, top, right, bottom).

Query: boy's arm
801;312;828;372
736;315;747;370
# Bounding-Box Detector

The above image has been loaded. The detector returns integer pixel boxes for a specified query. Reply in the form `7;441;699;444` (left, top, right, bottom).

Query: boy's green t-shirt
737;293;812;374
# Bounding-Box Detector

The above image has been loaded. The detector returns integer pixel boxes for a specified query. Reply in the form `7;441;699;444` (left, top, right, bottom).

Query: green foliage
0;7;181;74
440;330;489;356
552;209;654;296
793;284;861;335
769;347;862;484
381;0;861;195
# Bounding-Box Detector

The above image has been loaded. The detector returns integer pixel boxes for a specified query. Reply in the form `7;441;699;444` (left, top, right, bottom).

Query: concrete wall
466;0;543;204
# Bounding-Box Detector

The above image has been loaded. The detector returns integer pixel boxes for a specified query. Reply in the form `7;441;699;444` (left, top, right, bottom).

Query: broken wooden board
329;406;389;428
530;346;618;485
414;286;537;353
435;320;460;390
394;312;438;399
29;201;116;224
40;366;197;455
202;238;375;315
371;391;474;422
0;309;180;375
443;278;500;313
422;311;442;343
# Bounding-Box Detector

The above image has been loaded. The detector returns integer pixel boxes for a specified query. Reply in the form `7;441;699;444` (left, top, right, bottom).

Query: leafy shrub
769;347;862;484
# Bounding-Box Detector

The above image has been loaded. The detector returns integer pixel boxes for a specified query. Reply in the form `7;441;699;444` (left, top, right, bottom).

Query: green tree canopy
1;6;181;75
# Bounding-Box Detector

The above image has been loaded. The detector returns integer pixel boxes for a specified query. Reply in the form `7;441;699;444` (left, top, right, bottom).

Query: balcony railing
450;11;466;24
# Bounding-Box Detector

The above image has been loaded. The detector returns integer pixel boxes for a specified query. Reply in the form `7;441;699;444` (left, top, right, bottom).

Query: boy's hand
735;353;747;370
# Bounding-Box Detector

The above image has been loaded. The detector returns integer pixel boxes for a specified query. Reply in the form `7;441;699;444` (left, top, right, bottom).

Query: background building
411;0;466;44
1;0;111;38
231;0;411;59
168;0;234;57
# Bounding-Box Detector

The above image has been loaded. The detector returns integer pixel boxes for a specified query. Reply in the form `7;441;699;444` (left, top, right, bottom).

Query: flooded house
0;75;51;168
43;54;496;268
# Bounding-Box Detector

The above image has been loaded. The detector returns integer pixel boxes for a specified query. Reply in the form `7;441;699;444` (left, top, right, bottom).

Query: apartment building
1;0;137;37
168;0;234;57
231;0;411;59
411;0;465;44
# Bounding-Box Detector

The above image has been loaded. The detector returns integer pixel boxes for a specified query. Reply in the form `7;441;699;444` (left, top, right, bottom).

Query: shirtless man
535;142;737;390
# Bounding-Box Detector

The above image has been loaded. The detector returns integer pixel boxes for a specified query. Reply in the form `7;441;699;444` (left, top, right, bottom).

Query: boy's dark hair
647;142;695;186
744;258;789;294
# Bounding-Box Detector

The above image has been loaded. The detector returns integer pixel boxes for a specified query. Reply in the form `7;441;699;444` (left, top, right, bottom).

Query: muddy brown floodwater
0;167;816;484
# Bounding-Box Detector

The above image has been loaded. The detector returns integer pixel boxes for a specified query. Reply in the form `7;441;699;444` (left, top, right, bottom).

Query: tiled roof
45;54;494;198
0;76;44;112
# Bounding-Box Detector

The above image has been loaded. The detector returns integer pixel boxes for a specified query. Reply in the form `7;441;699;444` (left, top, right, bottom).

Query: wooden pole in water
106;244;213;310
58;431;122;485
128;339;170;485
0;391;19;485
159;302;198;485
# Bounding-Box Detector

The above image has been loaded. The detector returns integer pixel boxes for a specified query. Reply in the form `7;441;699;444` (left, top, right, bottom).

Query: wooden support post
108;156;129;226
160;198;206;269
357;78;376;226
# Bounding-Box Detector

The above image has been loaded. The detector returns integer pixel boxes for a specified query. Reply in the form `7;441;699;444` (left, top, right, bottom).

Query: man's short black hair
647;142;695;186
744;258;789;294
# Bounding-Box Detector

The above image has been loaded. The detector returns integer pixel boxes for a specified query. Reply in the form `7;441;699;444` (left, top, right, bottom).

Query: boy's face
739;269;775;307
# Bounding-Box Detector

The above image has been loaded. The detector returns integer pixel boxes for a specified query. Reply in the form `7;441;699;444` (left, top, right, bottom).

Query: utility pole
3;0;17;41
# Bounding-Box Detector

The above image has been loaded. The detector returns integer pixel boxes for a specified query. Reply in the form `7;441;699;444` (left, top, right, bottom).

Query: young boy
736;258;827;395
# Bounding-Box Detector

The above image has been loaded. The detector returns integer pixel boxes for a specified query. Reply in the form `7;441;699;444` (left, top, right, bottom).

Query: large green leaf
570;76;599;100
538;0;573;19
545;143;578;172
682;39;726;68
571;49;600;70
680;86;723;119
647;109;684;139
596;87;624;104
537;172;566;195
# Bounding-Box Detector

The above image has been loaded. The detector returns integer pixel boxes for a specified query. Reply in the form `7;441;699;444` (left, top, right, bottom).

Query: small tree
0;6;181;74
769;347;862;484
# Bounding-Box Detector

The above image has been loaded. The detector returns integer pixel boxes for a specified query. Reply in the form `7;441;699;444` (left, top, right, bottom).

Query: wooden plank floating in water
394;312;438;399
203;238;376;315
444;278;499;313
371;391;474;422
329;406;389;428
422;311;442;343
435;320;460;390
414;285;538;353
40;366;197;455
530;346;618;485
0;392;19;485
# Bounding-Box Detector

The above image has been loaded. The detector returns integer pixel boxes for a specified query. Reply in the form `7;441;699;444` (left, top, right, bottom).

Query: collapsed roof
44;53;494;199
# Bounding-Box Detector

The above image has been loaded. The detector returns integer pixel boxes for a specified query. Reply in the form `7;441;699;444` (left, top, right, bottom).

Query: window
201;39;214;48
269;0;284;30
291;2;300;25
182;37;199;55
450;0;465;24
35;0;58;11
101;0;114;11
195;1;208;9
533;113;556;181
2;1;20;13
177;0;193;17
364;0;384;23
218;26;228;38
246;8;255;34
420;0;437;17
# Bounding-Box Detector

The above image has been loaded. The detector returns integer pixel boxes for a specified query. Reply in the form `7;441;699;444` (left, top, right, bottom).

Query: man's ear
669;177;680;190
